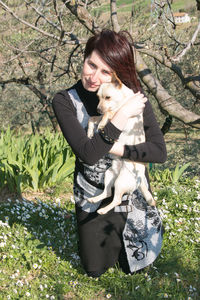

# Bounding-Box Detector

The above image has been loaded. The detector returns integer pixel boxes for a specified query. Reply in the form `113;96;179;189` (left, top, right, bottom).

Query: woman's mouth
86;80;98;88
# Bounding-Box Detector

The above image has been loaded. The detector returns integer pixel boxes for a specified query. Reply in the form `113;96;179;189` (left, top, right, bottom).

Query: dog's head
97;73;133;114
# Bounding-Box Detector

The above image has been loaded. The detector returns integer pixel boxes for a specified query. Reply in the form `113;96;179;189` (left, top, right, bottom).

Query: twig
172;21;200;62
25;0;62;32
0;0;83;44
1;40;35;64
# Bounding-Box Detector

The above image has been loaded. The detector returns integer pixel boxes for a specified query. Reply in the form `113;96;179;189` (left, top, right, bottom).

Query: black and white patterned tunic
52;80;166;274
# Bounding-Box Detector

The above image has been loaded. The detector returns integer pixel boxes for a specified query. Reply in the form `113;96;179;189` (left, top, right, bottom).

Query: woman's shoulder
52;88;77;115
52;81;80;106
53;82;77;100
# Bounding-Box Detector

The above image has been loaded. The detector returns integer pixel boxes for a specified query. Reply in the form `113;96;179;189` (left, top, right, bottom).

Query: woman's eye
89;62;95;68
103;70;110;75
105;96;111;100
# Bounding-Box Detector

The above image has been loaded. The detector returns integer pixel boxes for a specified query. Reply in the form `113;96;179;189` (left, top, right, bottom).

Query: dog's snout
97;107;102;114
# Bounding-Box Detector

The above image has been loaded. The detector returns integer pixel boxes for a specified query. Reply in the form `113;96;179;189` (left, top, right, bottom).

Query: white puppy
87;73;155;215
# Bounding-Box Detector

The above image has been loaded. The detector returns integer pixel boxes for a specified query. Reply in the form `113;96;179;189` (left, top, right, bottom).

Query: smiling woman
81;50;113;92
52;29;167;277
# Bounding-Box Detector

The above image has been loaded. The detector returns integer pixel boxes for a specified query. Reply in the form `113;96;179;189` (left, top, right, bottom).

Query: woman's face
81;50;113;92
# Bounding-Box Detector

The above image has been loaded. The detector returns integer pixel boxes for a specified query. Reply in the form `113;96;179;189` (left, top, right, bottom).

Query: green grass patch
93;0;150;15
0;172;199;299
0;129;199;299
171;0;197;12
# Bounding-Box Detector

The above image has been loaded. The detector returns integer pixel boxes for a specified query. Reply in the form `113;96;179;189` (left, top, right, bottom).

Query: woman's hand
120;92;147;118
110;92;147;131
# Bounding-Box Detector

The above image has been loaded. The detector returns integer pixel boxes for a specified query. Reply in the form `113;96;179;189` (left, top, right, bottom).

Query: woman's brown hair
84;29;142;93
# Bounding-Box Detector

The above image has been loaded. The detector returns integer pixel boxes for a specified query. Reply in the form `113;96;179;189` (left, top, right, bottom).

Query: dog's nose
97;108;102;114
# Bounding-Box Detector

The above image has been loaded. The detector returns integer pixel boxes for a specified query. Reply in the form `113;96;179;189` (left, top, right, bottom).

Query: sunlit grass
0;175;199;299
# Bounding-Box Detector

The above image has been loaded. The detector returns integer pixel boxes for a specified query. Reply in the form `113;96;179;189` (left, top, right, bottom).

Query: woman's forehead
88;50;113;71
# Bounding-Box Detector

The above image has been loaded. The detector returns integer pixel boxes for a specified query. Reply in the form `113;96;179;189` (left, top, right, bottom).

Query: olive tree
0;0;199;132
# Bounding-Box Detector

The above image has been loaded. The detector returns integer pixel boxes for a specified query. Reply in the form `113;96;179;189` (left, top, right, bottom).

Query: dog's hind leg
139;179;156;206
87;167;117;204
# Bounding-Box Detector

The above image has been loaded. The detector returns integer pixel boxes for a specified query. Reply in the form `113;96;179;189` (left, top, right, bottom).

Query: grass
0;128;200;299
171;0;197;12
0;171;199;299
95;0;196;15
93;0;150;15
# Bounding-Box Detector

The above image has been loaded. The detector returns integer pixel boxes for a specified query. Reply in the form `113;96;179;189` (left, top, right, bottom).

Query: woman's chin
82;79;99;92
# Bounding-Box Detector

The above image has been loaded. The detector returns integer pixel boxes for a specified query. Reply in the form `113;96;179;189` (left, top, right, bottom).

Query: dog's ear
111;72;122;89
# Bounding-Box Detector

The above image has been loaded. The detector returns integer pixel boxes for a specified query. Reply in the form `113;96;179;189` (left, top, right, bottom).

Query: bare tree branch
0;76;58;130
110;0;120;32
1;0;199;130
61;0;100;34
0;0;61;41
24;0;62;32
135;51;200;128
0;0;85;45
129;0;134;35
62;0;200;128
136;46;200;99
53;0;64;32
172;21;200;62
1;39;35;64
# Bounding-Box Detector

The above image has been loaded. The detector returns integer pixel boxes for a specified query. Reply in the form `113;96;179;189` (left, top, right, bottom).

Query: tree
0;0;199;132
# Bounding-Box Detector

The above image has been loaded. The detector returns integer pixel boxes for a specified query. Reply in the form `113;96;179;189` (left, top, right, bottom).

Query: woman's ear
111;72;122;89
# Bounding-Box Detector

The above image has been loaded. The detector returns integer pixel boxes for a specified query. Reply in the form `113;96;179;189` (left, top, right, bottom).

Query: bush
0;128;75;193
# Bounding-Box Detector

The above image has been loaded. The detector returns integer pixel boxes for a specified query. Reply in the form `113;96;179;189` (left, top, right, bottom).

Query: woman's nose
91;70;99;82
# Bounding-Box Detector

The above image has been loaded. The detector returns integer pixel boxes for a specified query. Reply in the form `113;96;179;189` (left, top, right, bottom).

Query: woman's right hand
120;92;147;118
110;92;147;131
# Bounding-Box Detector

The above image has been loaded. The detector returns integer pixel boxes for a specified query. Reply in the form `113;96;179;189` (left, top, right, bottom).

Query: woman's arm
110;100;167;163
52;90;122;165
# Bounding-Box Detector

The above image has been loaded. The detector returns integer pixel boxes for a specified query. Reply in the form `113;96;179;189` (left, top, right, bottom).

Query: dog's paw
87;197;101;203
97;208;107;215
87;197;95;203
148;198;156;207
97;124;104;130
87;131;94;139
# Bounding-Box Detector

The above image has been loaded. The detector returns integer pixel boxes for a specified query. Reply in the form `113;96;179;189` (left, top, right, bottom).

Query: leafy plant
150;163;191;186
172;162;190;184
0;129;75;193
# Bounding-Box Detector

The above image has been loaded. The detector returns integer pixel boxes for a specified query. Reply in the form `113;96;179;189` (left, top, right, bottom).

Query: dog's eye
105;96;110;100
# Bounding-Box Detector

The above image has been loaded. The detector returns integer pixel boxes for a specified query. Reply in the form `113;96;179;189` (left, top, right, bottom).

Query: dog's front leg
97;111;115;130
87;116;102;138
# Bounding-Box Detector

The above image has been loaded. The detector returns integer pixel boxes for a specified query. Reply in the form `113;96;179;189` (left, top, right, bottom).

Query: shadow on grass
0;194;85;273
0;192;199;299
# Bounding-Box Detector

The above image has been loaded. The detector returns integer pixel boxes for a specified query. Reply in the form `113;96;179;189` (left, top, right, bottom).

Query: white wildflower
33;263;38;269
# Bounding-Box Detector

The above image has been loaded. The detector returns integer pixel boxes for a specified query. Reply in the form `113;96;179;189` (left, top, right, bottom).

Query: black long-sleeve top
52;80;167;166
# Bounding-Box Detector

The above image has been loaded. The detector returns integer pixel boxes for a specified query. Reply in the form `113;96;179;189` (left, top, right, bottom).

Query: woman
52;29;167;277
